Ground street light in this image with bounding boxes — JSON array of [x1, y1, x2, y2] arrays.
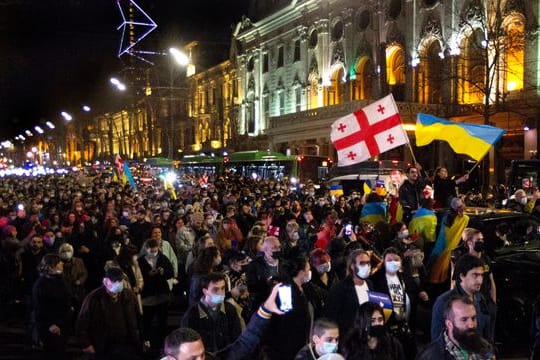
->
[[110, 77, 127, 91], [167, 47, 189, 159], [169, 47, 189, 66], [82, 105, 91, 112], [61, 111, 73, 121], [34, 126, 44, 134]]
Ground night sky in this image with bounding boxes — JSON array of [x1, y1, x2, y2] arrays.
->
[[0, 0, 250, 140]]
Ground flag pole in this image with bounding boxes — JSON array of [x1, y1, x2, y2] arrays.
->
[[467, 151, 489, 174], [406, 142, 419, 167]]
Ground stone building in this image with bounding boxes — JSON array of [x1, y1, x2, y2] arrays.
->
[[230, 0, 539, 177]]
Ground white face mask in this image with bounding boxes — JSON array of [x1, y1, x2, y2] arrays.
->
[[304, 270, 312, 283], [317, 262, 331, 273], [398, 230, 409, 239], [520, 197, 528, 205], [356, 264, 371, 279], [385, 260, 401, 273]]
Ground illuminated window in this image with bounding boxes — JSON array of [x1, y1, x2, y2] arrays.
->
[[419, 40, 443, 104], [309, 76, 319, 109], [505, 20, 524, 92], [458, 28, 485, 104], [325, 66, 345, 106], [353, 56, 372, 100], [386, 45, 406, 86]]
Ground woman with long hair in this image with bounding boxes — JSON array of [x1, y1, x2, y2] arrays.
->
[[32, 253, 71, 358], [341, 302, 405, 360], [188, 246, 222, 306]]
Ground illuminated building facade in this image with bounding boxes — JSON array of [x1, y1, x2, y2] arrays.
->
[[231, 0, 539, 172], [185, 60, 239, 153]]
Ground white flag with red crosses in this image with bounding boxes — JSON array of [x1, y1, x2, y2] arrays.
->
[[330, 94, 409, 166]]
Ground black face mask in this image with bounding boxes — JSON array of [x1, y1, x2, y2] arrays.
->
[[272, 250, 282, 260], [473, 241, 485, 253], [369, 325, 386, 338]]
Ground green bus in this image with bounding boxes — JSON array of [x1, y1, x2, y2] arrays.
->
[[224, 150, 330, 182], [179, 154, 224, 176]]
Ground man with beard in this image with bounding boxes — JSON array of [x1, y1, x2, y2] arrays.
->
[[417, 295, 494, 359], [431, 254, 492, 342]]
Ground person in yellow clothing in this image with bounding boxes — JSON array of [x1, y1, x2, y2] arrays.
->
[[428, 198, 469, 287]]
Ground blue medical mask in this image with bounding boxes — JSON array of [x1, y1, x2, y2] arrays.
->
[[385, 260, 401, 273], [356, 264, 371, 279], [209, 293, 225, 305], [106, 281, 124, 295], [320, 341, 338, 354]]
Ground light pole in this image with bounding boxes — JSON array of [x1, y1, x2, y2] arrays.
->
[[168, 47, 189, 159]]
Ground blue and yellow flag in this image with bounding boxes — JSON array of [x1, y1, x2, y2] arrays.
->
[[329, 184, 344, 197], [416, 114, 505, 161], [429, 212, 469, 284], [360, 201, 387, 225], [409, 207, 437, 245], [369, 291, 393, 321]]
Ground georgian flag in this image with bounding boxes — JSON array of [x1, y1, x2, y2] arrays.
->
[[330, 94, 409, 166]]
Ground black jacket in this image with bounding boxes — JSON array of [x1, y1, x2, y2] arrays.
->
[[32, 274, 71, 332], [76, 286, 141, 355], [181, 300, 242, 353], [246, 256, 280, 310], [416, 333, 456, 360], [138, 253, 174, 299], [371, 268, 422, 328], [325, 276, 373, 338]]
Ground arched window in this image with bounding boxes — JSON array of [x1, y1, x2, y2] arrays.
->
[[458, 28, 486, 104], [309, 76, 319, 109], [353, 56, 373, 100], [386, 45, 406, 100], [419, 40, 443, 104], [505, 20, 524, 92], [325, 66, 345, 106]]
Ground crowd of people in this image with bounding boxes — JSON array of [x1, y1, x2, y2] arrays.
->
[[0, 165, 538, 360]]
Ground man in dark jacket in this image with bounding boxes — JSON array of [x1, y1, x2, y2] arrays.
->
[[431, 254, 492, 342], [399, 166, 427, 224], [181, 272, 242, 353], [76, 267, 141, 360], [417, 295, 493, 360], [164, 283, 285, 360]]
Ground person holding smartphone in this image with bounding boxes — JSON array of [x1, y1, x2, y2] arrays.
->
[[259, 255, 313, 360]]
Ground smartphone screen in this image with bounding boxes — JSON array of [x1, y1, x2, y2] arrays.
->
[[277, 285, 293, 312], [345, 224, 352, 236]]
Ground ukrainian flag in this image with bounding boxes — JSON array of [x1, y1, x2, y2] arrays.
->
[[409, 207, 437, 247], [416, 114, 505, 161], [360, 201, 387, 225]]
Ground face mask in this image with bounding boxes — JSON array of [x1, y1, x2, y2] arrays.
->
[[272, 250, 282, 260], [106, 281, 124, 294], [473, 241, 485, 253], [44, 236, 55, 246], [398, 230, 409, 239], [206, 219, 214, 226], [146, 249, 158, 258], [356, 264, 371, 279], [291, 232, 300, 241], [520, 197, 528, 205], [75, 207, 83, 212], [214, 257, 222, 266], [122, 211, 129, 217], [305, 270, 312, 283], [320, 341, 338, 355], [317, 262, 331, 273], [385, 260, 401, 273], [223, 224, 230, 230], [369, 324, 386, 338], [60, 252, 73, 261], [209, 293, 225, 305]]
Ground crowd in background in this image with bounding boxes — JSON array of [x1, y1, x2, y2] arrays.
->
[[0, 165, 538, 360]]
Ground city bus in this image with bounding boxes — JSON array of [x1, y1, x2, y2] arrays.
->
[[224, 150, 331, 182], [178, 154, 224, 176]]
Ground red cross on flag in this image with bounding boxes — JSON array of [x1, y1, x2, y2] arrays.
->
[[330, 94, 409, 166]]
